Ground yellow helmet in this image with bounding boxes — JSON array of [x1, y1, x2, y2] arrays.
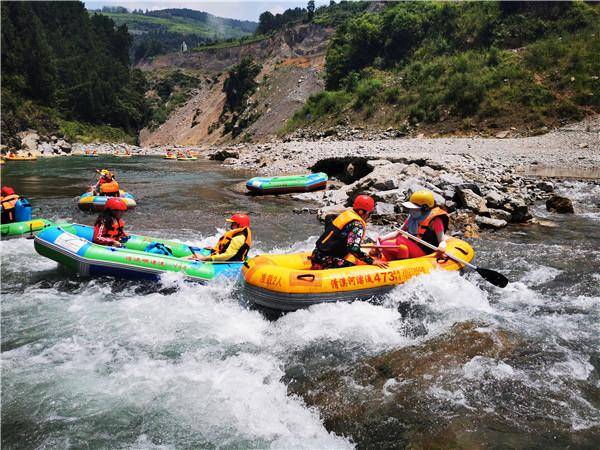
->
[[100, 169, 112, 178], [406, 190, 435, 208]]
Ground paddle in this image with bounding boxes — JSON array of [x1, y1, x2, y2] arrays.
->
[[393, 228, 509, 288]]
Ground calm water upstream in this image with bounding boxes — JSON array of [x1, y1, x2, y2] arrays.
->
[[1, 157, 599, 448]]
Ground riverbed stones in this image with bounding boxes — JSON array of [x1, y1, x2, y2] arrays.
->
[[208, 149, 239, 160], [546, 195, 574, 213], [18, 130, 40, 152], [455, 188, 488, 215], [476, 215, 507, 229]]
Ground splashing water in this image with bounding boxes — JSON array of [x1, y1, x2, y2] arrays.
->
[[2, 159, 599, 447]]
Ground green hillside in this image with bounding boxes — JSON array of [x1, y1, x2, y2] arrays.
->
[[285, 1, 599, 136], [92, 8, 257, 61]]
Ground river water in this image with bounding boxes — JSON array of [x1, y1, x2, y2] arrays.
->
[[1, 157, 599, 448]]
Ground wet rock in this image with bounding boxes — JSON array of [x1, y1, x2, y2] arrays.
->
[[373, 202, 396, 218], [288, 322, 519, 448], [476, 216, 507, 229], [495, 130, 510, 139], [536, 181, 554, 193], [208, 149, 239, 161], [223, 158, 237, 165], [505, 197, 532, 222], [56, 139, 72, 153], [546, 195, 574, 214]]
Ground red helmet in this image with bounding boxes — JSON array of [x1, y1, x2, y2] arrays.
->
[[353, 195, 375, 213], [226, 213, 250, 228], [1, 186, 15, 196], [105, 197, 127, 211]]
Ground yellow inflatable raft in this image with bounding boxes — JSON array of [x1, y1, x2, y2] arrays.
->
[[6, 154, 38, 161], [242, 237, 475, 311]]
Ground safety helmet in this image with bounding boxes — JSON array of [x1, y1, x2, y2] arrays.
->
[[100, 169, 113, 178], [403, 190, 435, 209], [353, 195, 375, 213], [1, 186, 15, 196], [105, 197, 127, 211], [226, 213, 250, 228]]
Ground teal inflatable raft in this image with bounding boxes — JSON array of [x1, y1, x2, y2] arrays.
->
[[34, 224, 243, 282], [246, 173, 328, 194], [78, 191, 137, 212]]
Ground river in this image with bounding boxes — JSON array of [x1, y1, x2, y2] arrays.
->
[[1, 157, 599, 448]]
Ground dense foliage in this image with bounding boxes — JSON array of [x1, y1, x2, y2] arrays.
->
[[1, 1, 148, 144], [221, 58, 262, 137], [257, 1, 369, 35], [286, 1, 599, 134]]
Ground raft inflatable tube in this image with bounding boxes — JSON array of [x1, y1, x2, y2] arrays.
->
[[246, 172, 328, 195], [163, 154, 177, 160], [113, 153, 132, 158], [34, 224, 244, 282], [177, 156, 197, 161], [78, 190, 136, 212], [242, 237, 474, 311], [1, 218, 56, 240], [6, 155, 38, 161]]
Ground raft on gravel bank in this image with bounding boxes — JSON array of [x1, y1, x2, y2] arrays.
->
[[246, 173, 328, 195], [1, 218, 56, 240], [242, 237, 474, 311], [34, 224, 243, 282]]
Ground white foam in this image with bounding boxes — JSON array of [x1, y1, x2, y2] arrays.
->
[[520, 265, 563, 286]]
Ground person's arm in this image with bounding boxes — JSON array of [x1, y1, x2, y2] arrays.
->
[[344, 221, 374, 264], [208, 234, 246, 261], [431, 217, 447, 253]]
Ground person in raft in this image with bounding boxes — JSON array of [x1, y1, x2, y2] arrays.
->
[[92, 169, 120, 196], [1, 186, 20, 223], [310, 195, 388, 269], [376, 189, 449, 261], [93, 197, 128, 247], [193, 214, 252, 262]]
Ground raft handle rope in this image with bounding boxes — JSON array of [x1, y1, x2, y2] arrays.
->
[[395, 228, 509, 288]]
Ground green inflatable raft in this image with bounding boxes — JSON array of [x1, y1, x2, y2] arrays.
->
[[34, 224, 244, 283], [246, 173, 328, 194], [1, 219, 55, 240]]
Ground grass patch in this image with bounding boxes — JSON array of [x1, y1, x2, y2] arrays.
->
[[58, 120, 137, 144]]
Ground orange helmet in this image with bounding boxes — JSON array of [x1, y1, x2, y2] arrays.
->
[[226, 213, 250, 228], [1, 186, 15, 196], [105, 197, 127, 211], [353, 195, 375, 213]]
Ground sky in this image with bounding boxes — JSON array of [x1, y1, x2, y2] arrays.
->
[[84, 0, 331, 22]]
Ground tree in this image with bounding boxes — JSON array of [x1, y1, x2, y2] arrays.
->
[[308, 1, 316, 21]]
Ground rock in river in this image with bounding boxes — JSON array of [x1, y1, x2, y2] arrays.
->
[[546, 195, 574, 214]]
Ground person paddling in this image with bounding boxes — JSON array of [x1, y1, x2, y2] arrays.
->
[[310, 195, 388, 269], [93, 197, 128, 247], [92, 169, 120, 196], [193, 214, 252, 262], [377, 190, 449, 260]]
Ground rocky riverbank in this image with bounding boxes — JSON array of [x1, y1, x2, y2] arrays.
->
[[209, 116, 599, 235]]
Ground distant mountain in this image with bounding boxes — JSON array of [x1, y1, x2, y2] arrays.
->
[[90, 7, 257, 61]]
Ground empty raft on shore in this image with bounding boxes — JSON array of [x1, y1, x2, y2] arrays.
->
[[246, 173, 328, 195], [78, 191, 136, 212], [242, 237, 474, 311], [34, 224, 243, 282], [1, 218, 56, 239]]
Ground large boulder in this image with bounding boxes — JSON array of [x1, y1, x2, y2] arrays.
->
[[317, 204, 346, 223], [546, 195, 574, 214], [56, 139, 72, 153], [484, 189, 507, 209], [455, 187, 489, 215], [18, 130, 40, 152], [504, 197, 532, 222], [208, 149, 239, 161]]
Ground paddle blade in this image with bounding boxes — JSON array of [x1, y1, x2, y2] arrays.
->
[[476, 267, 509, 288]]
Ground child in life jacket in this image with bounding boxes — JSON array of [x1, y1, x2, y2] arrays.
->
[[93, 197, 128, 247], [93, 169, 120, 196]]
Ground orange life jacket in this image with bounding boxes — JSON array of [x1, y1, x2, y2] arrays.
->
[[105, 217, 126, 239], [100, 180, 119, 194], [213, 227, 252, 261], [1, 194, 19, 211], [414, 207, 449, 250], [315, 209, 367, 258]]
